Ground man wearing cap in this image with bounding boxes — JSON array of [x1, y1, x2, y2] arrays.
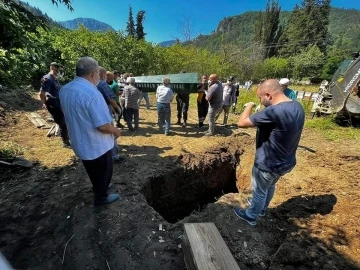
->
[[279, 78, 297, 101], [215, 76, 236, 126], [39, 62, 70, 148]]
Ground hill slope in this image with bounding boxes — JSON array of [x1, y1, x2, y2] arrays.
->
[[191, 8, 360, 52], [59, 18, 115, 32]]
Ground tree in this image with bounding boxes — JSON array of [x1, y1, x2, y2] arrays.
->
[[135, 10, 146, 40], [290, 45, 325, 79], [126, 5, 135, 38], [280, 0, 331, 56], [252, 0, 282, 58], [176, 14, 197, 42]]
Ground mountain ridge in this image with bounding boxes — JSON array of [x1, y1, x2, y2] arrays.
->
[[59, 18, 115, 32]]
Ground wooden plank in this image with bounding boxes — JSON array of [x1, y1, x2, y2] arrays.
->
[[182, 223, 240, 270], [26, 113, 43, 128]]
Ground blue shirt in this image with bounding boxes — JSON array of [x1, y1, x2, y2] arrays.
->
[[97, 80, 116, 104], [249, 101, 305, 174], [40, 73, 61, 98], [284, 88, 297, 101], [60, 77, 114, 160]]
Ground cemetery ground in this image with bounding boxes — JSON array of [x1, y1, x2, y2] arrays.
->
[[0, 89, 360, 270]]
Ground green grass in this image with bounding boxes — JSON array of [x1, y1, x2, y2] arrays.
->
[[0, 141, 25, 159], [305, 117, 360, 141]]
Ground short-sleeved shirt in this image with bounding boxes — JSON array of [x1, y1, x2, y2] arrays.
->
[[60, 77, 114, 160], [124, 85, 141, 109], [40, 73, 61, 98], [108, 80, 120, 103], [206, 81, 223, 108], [249, 101, 305, 174], [284, 88, 297, 101]]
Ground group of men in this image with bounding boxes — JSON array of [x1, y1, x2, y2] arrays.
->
[[40, 57, 305, 229]]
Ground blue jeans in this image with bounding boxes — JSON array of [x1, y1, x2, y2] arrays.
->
[[138, 92, 150, 109], [157, 102, 171, 133], [246, 166, 281, 219], [126, 108, 139, 129]]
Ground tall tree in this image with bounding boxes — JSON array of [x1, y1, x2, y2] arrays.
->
[[126, 5, 135, 38], [135, 10, 146, 40], [280, 0, 331, 56], [252, 0, 282, 58]]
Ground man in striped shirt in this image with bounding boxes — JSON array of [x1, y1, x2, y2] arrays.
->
[[123, 77, 141, 131], [60, 57, 120, 206]]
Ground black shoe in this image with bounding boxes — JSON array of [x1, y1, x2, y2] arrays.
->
[[116, 123, 124, 128], [176, 120, 181, 125], [182, 122, 187, 127], [94, 193, 120, 206], [233, 207, 257, 226]]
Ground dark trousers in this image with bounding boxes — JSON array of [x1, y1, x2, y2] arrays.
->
[[46, 98, 69, 142], [126, 108, 139, 129], [82, 150, 113, 201], [197, 101, 209, 126], [176, 94, 189, 122]]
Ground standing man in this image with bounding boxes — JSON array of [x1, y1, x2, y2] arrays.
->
[[205, 74, 223, 136], [279, 78, 297, 101], [97, 67, 122, 163], [39, 62, 70, 148], [106, 71, 123, 128], [60, 57, 120, 206], [156, 77, 174, 135], [233, 79, 305, 225], [196, 74, 209, 128], [175, 71, 190, 127], [232, 81, 240, 113], [123, 77, 141, 131], [215, 76, 236, 126]]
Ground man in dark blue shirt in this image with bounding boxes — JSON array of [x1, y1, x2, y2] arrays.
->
[[39, 62, 70, 148], [234, 79, 305, 225]]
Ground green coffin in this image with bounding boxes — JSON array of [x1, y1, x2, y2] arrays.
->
[[133, 73, 199, 93]]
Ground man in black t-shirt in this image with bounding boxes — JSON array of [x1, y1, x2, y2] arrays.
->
[[39, 62, 70, 148]]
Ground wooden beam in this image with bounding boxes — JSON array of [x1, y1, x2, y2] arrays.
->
[[182, 223, 240, 270]]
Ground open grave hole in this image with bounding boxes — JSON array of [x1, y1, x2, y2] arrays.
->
[[141, 147, 241, 223]]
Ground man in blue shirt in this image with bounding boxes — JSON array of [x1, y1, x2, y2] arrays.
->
[[39, 62, 70, 147], [234, 79, 305, 225], [60, 57, 121, 206]]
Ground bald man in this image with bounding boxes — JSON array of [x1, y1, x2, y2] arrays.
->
[[234, 79, 305, 225], [205, 74, 223, 136]]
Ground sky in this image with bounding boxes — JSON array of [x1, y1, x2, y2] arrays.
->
[[25, 0, 360, 44]]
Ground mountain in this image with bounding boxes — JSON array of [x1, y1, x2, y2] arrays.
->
[[59, 18, 115, 32], [158, 40, 177, 47], [191, 8, 360, 53]]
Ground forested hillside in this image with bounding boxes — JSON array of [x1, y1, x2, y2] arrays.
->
[[191, 8, 360, 54]]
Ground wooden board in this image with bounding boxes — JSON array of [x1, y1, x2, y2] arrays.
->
[[26, 113, 50, 128], [182, 223, 240, 270]]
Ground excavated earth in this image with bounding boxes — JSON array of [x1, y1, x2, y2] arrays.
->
[[0, 95, 359, 270]]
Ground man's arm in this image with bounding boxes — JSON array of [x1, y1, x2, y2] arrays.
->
[[238, 103, 256, 128], [109, 98, 121, 114], [39, 90, 47, 109], [97, 123, 120, 138]]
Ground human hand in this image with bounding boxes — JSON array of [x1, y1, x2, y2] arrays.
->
[[114, 128, 121, 139], [255, 104, 261, 112], [243, 102, 256, 108]]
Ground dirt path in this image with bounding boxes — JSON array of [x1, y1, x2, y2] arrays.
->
[[0, 94, 359, 269]]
